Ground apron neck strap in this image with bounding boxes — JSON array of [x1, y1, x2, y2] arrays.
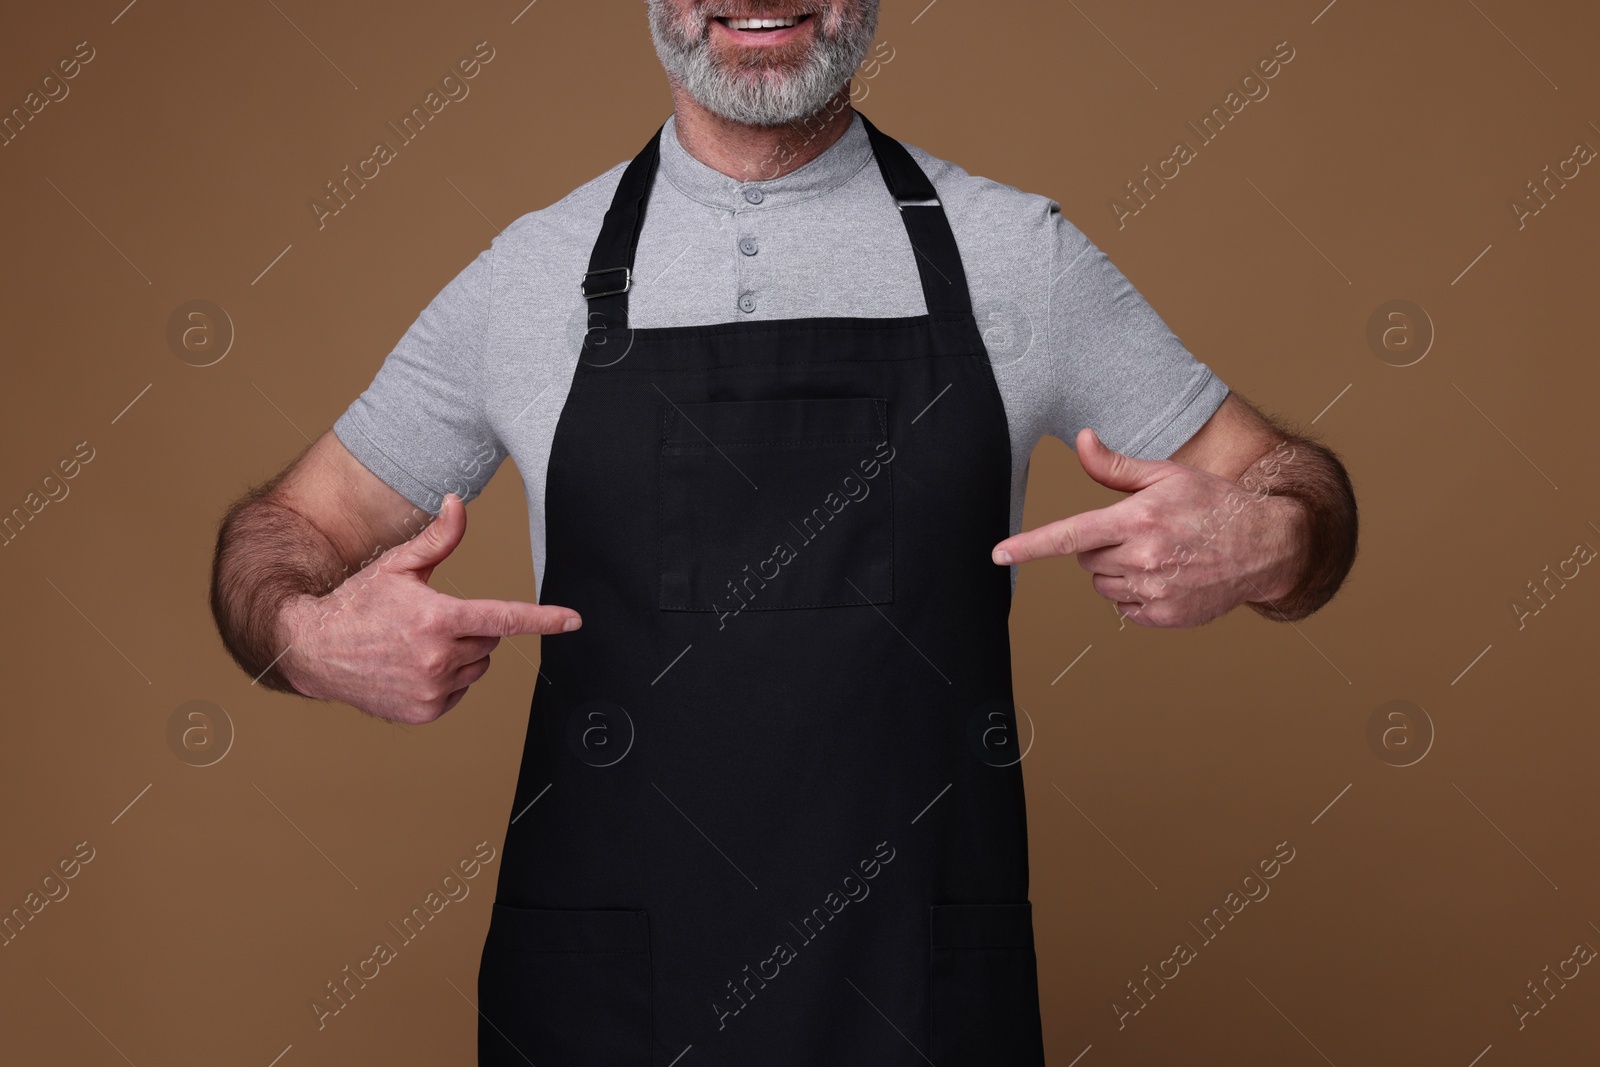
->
[[580, 111, 974, 327], [856, 113, 973, 318], [580, 125, 664, 328]]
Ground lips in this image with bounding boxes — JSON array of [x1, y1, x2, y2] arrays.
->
[[717, 15, 804, 29], [710, 10, 817, 40]]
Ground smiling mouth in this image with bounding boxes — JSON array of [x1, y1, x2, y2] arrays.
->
[[714, 14, 812, 31]]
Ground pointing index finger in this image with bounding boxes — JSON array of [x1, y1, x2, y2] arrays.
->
[[994, 506, 1123, 565], [452, 598, 581, 637]]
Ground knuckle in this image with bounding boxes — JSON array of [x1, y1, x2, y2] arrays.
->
[[414, 603, 447, 634], [417, 647, 451, 679]]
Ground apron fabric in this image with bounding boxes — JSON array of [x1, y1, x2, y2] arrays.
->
[[478, 113, 1047, 1067]]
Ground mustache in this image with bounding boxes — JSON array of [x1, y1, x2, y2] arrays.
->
[[698, 3, 824, 16], [681, 3, 859, 39]]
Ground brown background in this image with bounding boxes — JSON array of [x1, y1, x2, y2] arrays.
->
[[2, 0, 1597, 1063]]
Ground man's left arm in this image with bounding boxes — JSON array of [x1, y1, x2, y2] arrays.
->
[[992, 393, 1358, 626]]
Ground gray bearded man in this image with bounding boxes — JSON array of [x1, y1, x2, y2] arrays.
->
[[210, 2, 1357, 1063]]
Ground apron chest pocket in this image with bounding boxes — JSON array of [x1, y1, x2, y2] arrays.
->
[[929, 902, 1047, 1065], [477, 904, 651, 1065], [658, 396, 894, 613]]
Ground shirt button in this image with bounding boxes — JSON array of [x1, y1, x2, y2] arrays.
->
[[738, 293, 757, 314], [739, 238, 759, 256], [743, 187, 764, 205]]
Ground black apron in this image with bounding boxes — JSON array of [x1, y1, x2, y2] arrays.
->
[[478, 113, 1046, 1067]]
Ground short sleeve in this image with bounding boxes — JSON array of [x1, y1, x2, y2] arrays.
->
[[1043, 222, 1229, 460], [332, 247, 504, 514]]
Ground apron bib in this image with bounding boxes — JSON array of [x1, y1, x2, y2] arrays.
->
[[478, 113, 1046, 1067]]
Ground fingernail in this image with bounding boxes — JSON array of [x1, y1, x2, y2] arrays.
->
[[993, 549, 1013, 565], [563, 616, 582, 632]]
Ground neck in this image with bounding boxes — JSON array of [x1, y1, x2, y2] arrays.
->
[[668, 81, 857, 183]]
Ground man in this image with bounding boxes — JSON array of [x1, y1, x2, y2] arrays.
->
[[211, 1, 1357, 1063]]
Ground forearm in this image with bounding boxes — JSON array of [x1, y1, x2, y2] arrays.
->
[[1242, 431, 1358, 623], [208, 483, 352, 694]]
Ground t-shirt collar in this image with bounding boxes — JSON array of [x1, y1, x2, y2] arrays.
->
[[657, 108, 873, 211]]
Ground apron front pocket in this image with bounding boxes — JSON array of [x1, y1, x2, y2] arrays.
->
[[929, 902, 1047, 1066], [658, 396, 894, 612], [478, 903, 651, 1066]]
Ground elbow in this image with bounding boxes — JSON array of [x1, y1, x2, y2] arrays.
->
[[1252, 442, 1358, 623]]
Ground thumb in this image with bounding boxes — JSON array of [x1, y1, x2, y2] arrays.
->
[[400, 493, 467, 580], [1075, 428, 1170, 493]]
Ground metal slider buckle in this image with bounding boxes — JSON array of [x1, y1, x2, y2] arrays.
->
[[581, 267, 631, 299], [895, 197, 942, 212]]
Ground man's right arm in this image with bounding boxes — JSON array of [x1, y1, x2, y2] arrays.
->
[[209, 430, 580, 724]]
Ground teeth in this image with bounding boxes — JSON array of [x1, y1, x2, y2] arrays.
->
[[724, 15, 799, 30]]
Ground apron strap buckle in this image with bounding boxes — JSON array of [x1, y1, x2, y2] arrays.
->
[[581, 267, 632, 299]]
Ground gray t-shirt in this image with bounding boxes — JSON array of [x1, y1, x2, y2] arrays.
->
[[333, 111, 1229, 599]]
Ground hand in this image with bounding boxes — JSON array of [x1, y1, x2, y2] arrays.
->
[[991, 429, 1302, 628], [278, 494, 581, 723]]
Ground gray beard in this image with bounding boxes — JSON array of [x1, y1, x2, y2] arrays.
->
[[646, 2, 880, 127]]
